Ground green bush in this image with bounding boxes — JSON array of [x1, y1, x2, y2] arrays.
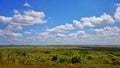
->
[[52, 56, 58, 61], [15, 49, 26, 56], [111, 58, 120, 65], [44, 51, 50, 54], [87, 56, 93, 60], [111, 60, 120, 65], [38, 58, 45, 62], [71, 56, 81, 63], [59, 57, 67, 63], [63, 51, 73, 56]]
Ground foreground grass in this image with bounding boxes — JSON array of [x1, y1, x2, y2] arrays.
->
[[0, 46, 120, 68], [0, 63, 120, 68]]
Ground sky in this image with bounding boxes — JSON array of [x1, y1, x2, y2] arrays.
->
[[0, 0, 120, 45]]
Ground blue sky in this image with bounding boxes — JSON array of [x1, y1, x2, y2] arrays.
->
[[0, 0, 120, 45]]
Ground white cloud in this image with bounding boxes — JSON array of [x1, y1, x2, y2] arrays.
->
[[82, 20, 95, 27], [24, 2, 31, 7], [2, 10, 46, 25], [55, 33, 66, 37], [94, 26, 120, 37], [7, 24, 23, 31], [69, 30, 90, 38], [114, 5, 120, 22], [81, 13, 114, 26], [0, 30, 23, 38], [12, 10, 46, 26], [47, 24, 74, 32], [73, 20, 84, 28], [0, 16, 11, 23], [72, 13, 114, 29], [13, 9, 20, 15], [0, 10, 46, 31], [39, 32, 50, 38]]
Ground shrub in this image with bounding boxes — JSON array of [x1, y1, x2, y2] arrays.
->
[[0, 53, 3, 60], [113, 53, 120, 56], [63, 51, 73, 56], [15, 49, 26, 56], [111, 58, 120, 65], [71, 56, 81, 63], [52, 56, 58, 61], [38, 58, 45, 62], [111, 57, 117, 61], [44, 51, 50, 54], [59, 57, 67, 63], [111, 60, 120, 65], [81, 51, 89, 54], [87, 56, 93, 60], [63, 52, 69, 55]]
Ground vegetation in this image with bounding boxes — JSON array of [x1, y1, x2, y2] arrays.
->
[[0, 46, 120, 68]]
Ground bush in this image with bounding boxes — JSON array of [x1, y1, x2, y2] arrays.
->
[[71, 56, 81, 63], [44, 51, 50, 54], [111, 57, 117, 61], [111, 58, 120, 65], [81, 51, 89, 54], [59, 57, 67, 63], [63, 51, 73, 56], [113, 53, 120, 56], [111, 60, 120, 65], [38, 58, 45, 62], [52, 56, 58, 61], [87, 56, 93, 60], [0, 53, 3, 60], [15, 49, 26, 56]]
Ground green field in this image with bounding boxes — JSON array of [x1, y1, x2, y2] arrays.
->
[[0, 46, 120, 68]]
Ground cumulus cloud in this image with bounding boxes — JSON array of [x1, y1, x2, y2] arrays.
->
[[12, 10, 46, 26], [73, 20, 84, 28], [0, 10, 47, 25], [81, 13, 114, 26], [7, 24, 23, 31], [47, 24, 74, 32], [114, 4, 120, 22], [94, 26, 120, 37], [0, 16, 11, 23], [45, 13, 114, 35], [39, 30, 89, 40], [69, 30, 90, 38], [37, 32, 56, 40], [0, 9, 46, 42], [0, 30, 23, 38], [55, 33, 66, 37], [0, 10, 46, 31], [13, 9, 20, 15], [24, 2, 31, 7], [72, 13, 114, 29]]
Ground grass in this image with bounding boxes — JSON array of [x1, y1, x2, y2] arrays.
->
[[0, 45, 120, 68]]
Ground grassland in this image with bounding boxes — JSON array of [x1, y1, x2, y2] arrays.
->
[[0, 45, 120, 68]]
